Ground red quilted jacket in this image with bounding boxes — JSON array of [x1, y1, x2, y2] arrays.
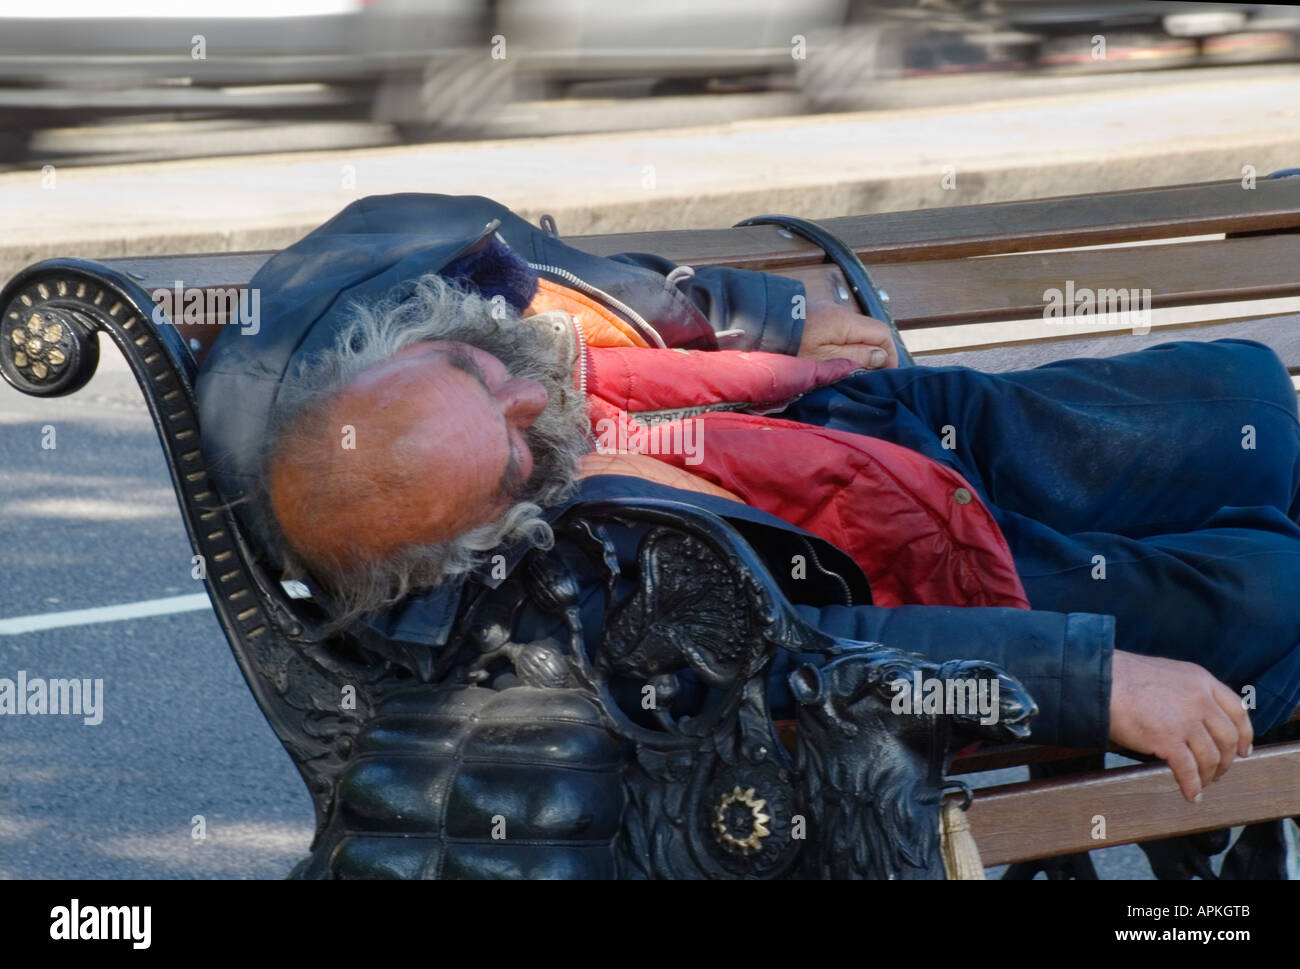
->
[[583, 344, 1030, 610]]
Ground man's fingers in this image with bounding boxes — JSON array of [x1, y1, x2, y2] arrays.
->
[[830, 342, 893, 370], [821, 314, 897, 368], [1164, 743, 1203, 803], [1186, 724, 1222, 792], [851, 318, 899, 368], [1211, 681, 1254, 756], [807, 344, 882, 369], [1200, 706, 1239, 782], [851, 320, 899, 368]]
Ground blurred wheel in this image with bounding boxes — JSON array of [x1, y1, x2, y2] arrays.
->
[[374, 51, 515, 135], [797, 24, 906, 112]]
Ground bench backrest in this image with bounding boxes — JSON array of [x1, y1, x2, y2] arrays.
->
[[67, 172, 1300, 379]]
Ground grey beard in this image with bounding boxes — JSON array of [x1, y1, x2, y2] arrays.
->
[[465, 308, 591, 513]]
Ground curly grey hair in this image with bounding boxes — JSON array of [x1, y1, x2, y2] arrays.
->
[[258, 272, 589, 624]]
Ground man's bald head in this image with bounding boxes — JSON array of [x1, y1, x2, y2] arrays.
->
[[260, 274, 588, 620]]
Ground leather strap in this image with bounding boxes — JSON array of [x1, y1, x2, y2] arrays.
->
[[735, 214, 915, 366]]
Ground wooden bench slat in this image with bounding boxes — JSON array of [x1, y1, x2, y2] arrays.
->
[[156, 233, 1300, 363], [572, 177, 1300, 268], [865, 234, 1300, 328], [89, 178, 1300, 293], [159, 254, 1300, 371], [100, 252, 274, 293], [917, 313, 1300, 373], [966, 739, 1300, 867]]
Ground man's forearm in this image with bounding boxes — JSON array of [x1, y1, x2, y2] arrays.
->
[[791, 601, 1115, 749]]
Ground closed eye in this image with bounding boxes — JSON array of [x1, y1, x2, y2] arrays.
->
[[441, 345, 493, 390], [436, 344, 527, 502]]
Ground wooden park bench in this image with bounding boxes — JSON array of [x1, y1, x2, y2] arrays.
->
[[3, 172, 1299, 878]]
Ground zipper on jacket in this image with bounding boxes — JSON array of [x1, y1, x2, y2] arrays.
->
[[798, 535, 854, 607], [528, 261, 669, 350], [572, 314, 589, 399], [565, 311, 601, 450]]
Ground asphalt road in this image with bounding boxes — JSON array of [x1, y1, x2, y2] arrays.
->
[[0, 342, 313, 879], [0, 336, 1236, 880]]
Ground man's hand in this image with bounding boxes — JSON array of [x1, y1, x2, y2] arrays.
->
[[800, 301, 900, 370], [782, 265, 899, 369], [1109, 650, 1254, 803]]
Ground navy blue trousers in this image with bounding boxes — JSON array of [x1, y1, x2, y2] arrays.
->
[[782, 339, 1300, 734]]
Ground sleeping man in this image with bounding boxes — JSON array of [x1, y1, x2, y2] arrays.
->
[[197, 194, 1300, 811]]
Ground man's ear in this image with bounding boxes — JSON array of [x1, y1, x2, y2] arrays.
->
[[521, 309, 578, 370]]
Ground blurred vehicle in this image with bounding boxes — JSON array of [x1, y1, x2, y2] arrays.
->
[[0, 0, 480, 156], [999, 0, 1300, 70], [1, 0, 1297, 159], [800, 1, 1300, 110], [0, 0, 848, 157]]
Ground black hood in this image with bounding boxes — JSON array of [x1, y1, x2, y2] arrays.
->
[[195, 193, 539, 526]]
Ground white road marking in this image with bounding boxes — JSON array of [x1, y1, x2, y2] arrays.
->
[[0, 593, 212, 635]]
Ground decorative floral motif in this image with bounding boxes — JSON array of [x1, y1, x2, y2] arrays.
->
[[5, 310, 73, 384], [713, 785, 772, 855]]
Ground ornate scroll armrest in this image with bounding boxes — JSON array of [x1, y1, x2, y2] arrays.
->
[[535, 498, 1037, 879]]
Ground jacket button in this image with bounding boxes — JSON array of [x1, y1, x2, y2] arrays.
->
[[954, 488, 972, 505]]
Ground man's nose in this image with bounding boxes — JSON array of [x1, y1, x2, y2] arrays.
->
[[499, 376, 548, 428]]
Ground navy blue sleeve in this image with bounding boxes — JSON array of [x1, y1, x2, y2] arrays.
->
[[787, 602, 1115, 750], [610, 252, 806, 356]]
